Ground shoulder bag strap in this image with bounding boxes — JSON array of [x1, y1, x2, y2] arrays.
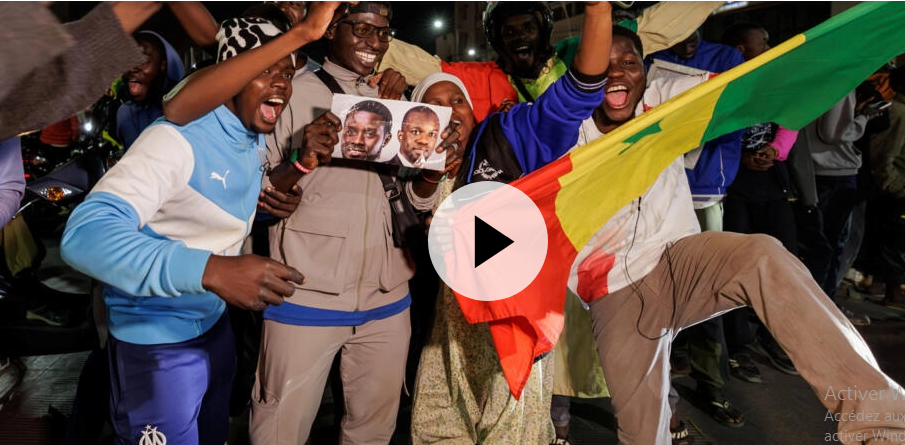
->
[[315, 69, 347, 95], [512, 77, 535, 103]]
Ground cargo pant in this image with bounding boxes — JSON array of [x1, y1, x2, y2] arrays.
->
[[249, 309, 410, 444], [590, 232, 905, 444]]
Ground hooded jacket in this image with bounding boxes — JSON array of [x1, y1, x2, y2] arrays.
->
[[806, 91, 868, 177], [116, 31, 185, 149]]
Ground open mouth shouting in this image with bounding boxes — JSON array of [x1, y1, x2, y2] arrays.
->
[[605, 84, 631, 109], [126, 78, 145, 97], [260, 96, 285, 125], [513, 44, 533, 62]]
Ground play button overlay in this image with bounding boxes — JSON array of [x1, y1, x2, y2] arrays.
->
[[428, 181, 547, 302], [474, 216, 513, 267]]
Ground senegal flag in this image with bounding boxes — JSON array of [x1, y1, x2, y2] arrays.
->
[[456, 1, 905, 398]]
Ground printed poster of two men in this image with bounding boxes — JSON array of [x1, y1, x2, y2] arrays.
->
[[331, 94, 452, 171]]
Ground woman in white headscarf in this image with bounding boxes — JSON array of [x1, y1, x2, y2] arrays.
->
[[407, 5, 611, 434], [408, 71, 559, 445], [410, 72, 477, 196]]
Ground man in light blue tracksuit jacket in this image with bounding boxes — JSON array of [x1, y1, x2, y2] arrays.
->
[[59, 17, 313, 445]]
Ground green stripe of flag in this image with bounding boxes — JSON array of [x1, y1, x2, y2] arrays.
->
[[703, 1, 905, 143]]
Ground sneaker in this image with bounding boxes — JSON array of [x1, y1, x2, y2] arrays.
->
[[728, 352, 763, 383], [844, 268, 865, 285], [25, 305, 69, 327], [671, 421, 690, 444], [754, 333, 799, 376], [696, 387, 745, 428], [840, 306, 871, 326], [671, 420, 713, 445], [550, 437, 572, 445]]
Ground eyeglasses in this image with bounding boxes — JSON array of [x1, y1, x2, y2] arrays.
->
[[338, 20, 395, 42]]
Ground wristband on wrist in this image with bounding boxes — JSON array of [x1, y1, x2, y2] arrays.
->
[[293, 160, 312, 174], [289, 149, 313, 174]]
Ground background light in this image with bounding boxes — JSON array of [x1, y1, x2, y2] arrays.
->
[[433, 19, 443, 29], [467, 49, 476, 56]]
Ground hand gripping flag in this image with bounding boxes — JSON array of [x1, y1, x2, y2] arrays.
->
[[455, 1, 905, 398]]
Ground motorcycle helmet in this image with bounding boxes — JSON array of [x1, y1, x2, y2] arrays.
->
[[482, 1, 554, 53]]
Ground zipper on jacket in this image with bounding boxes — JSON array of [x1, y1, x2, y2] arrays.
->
[[243, 148, 255, 236], [718, 149, 726, 195], [354, 172, 372, 312], [632, 196, 642, 247]]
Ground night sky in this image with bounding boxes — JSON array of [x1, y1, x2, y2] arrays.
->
[[62, 2, 456, 59], [389, 2, 456, 54], [205, 2, 457, 54]]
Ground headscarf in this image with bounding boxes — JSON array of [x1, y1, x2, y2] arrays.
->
[[411, 72, 474, 110]]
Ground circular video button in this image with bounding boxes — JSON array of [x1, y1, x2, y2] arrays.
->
[[427, 182, 548, 302]]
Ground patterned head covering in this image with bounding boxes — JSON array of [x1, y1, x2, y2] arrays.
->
[[216, 17, 295, 66], [411, 73, 474, 111], [741, 122, 778, 152]]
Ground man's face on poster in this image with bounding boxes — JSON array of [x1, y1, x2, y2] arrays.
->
[[341, 110, 390, 160], [398, 110, 440, 166]]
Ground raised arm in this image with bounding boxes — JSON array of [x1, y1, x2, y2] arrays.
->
[[491, 2, 612, 174], [111, 1, 165, 35], [163, 2, 344, 125], [571, 2, 613, 79], [167, 1, 220, 47], [0, 2, 159, 139]]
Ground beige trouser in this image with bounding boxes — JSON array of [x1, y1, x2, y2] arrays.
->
[[249, 309, 410, 445], [590, 232, 905, 445]]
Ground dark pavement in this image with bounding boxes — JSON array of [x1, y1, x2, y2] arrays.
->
[[1, 287, 903, 445]]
